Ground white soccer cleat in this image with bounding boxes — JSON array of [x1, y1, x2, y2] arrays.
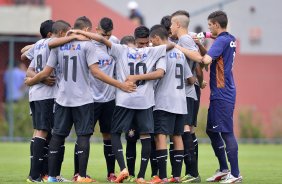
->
[[206, 169, 229, 182], [220, 173, 242, 183], [56, 175, 72, 182]]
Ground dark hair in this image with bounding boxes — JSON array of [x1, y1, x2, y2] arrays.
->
[[120, 35, 135, 45], [160, 15, 171, 32], [74, 16, 92, 30], [40, 20, 54, 38], [52, 20, 71, 34], [134, 25, 149, 39], [208, 10, 228, 28], [149, 24, 168, 40], [171, 10, 190, 18], [99, 17, 113, 32]]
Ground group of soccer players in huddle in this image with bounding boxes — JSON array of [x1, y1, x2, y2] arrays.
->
[[21, 9, 242, 183]]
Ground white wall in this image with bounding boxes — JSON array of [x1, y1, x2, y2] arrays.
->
[[0, 5, 51, 35]]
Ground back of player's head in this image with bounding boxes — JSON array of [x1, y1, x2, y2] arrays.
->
[[160, 15, 171, 32], [149, 24, 168, 40], [171, 10, 190, 28], [134, 25, 149, 39], [99, 17, 113, 32], [74, 16, 92, 30], [52, 20, 71, 34], [120, 35, 135, 45], [171, 10, 190, 18], [40, 20, 54, 38], [208, 10, 228, 29]]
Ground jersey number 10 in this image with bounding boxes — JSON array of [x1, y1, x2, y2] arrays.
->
[[128, 62, 147, 86]]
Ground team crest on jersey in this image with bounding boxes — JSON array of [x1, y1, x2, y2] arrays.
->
[[169, 52, 185, 60], [128, 129, 135, 137], [127, 51, 148, 62], [98, 58, 113, 67], [60, 43, 81, 51]]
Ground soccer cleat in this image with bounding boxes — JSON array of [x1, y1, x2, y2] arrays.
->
[[181, 174, 193, 182], [168, 177, 181, 183], [182, 175, 201, 183], [220, 173, 242, 183], [206, 169, 229, 182], [56, 175, 71, 182], [42, 175, 48, 182], [135, 177, 147, 184], [48, 176, 59, 182], [77, 175, 93, 183], [114, 168, 129, 183], [149, 176, 168, 184], [26, 176, 43, 182], [107, 173, 117, 182], [72, 173, 96, 182], [126, 175, 136, 182]]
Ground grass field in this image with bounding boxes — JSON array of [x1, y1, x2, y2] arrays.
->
[[0, 142, 281, 184]]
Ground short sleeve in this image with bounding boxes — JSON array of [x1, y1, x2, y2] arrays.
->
[[155, 56, 166, 72], [178, 35, 198, 51], [110, 43, 125, 60], [26, 46, 35, 60], [85, 42, 98, 66], [46, 48, 58, 68], [207, 37, 224, 60], [28, 59, 35, 68]]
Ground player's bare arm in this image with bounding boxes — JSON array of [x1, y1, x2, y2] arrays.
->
[[90, 63, 136, 93], [193, 36, 207, 56], [126, 68, 165, 83], [175, 44, 203, 63], [70, 29, 112, 48], [187, 76, 196, 85], [48, 34, 88, 48], [25, 66, 54, 86], [21, 44, 34, 54]]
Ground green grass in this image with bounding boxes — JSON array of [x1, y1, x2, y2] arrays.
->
[[0, 142, 281, 183]]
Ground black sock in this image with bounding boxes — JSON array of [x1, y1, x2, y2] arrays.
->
[[104, 140, 115, 176], [182, 132, 192, 176], [29, 138, 34, 176], [156, 149, 167, 179], [173, 150, 184, 178], [111, 133, 126, 171], [169, 140, 174, 176], [48, 135, 65, 177], [77, 135, 91, 177], [74, 141, 79, 175], [42, 133, 52, 176], [57, 144, 65, 176], [31, 136, 46, 179], [191, 133, 199, 176], [126, 140, 136, 176], [150, 139, 158, 177], [137, 137, 151, 179]]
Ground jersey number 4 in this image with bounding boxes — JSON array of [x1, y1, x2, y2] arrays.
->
[[128, 62, 147, 86], [63, 55, 77, 82]]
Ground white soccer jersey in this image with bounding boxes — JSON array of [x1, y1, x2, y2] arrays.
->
[[47, 40, 97, 107], [154, 48, 192, 114], [178, 34, 198, 100], [110, 43, 166, 109], [27, 38, 56, 102]]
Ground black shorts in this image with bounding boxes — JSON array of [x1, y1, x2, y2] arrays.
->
[[154, 110, 185, 135], [111, 106, 154, 135], [125, 122, 140, 142], [30, 99, 55, 132], [53, 103, 94, 137], [184, 97, 197, 127], [93, 100, 115, 133], [193, 85, 201, 125]]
